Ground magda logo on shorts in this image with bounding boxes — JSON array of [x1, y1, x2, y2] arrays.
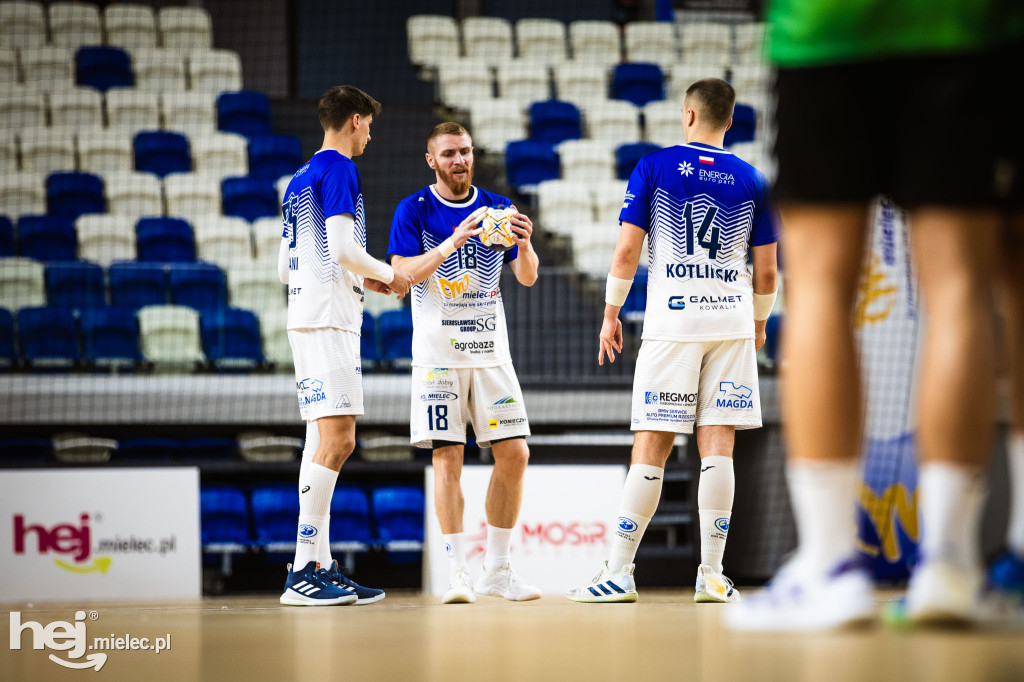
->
[[716, 382, 754, 409]]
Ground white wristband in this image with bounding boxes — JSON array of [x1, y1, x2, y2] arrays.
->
[[605, 274, 633, 307], [437, 237, 456, 259], [753, 290, 777, 321]]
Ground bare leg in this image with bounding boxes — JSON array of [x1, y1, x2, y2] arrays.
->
[[485, 438, 530, 528], [432, 444, 465, 534]]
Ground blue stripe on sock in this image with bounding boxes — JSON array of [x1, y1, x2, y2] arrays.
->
[[588, 586, 600, 597], [607, 581, 625, 594]]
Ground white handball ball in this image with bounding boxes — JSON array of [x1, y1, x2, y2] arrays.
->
[[478, 206, 517, 252]]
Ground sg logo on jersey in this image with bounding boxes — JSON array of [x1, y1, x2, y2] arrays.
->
[[437, 274, 471, 299]]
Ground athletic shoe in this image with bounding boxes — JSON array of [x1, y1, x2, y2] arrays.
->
[[905, 560, 982, 626], [475, 560, 542, 601], [442, 564, 476, 604], [326, 560, 386, 605], [723, 556, 875, 632], [279, 560, 358, 606], [988, 550, 1024, 599], [566, 561, 638, 603], [694, 563, 740, 603]]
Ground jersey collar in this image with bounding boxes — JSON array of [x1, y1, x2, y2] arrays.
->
[[683, 142, 732, 154], [429, 184, 478, 208]]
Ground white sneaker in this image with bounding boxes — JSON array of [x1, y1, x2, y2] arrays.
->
[[906, 560, 982, 626], [724, 557, 875, 632], [695, 564, 740, 603], [566, 561, 638, 603], [442, 565, 476, 604], [475, 560, 542, 601]]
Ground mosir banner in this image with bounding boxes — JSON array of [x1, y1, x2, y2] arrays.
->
[[0, 468, 200, 602], [423, 464, 626, 596]]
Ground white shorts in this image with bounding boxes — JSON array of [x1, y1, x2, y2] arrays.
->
[[410, 364, 531, 449], [631, 338, 762, 434], [288, 328, 364, 421]]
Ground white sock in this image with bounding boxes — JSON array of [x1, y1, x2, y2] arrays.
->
[[484, 524, 513, 572], [300, 421, 335, 570], [608, 463, 664, 573], [443, 532, 466, 571], [787, 458, 858, 574], [698, 456, 735, 573], [293, 461, 338, 570], [919, 461, 985, 571], [1007, 431, 1024, 556]]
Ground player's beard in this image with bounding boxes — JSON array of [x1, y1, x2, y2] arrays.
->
[[440, 162, 473, 196]]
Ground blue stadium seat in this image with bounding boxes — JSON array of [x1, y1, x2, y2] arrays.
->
[[16, 306, 80, 368], [622, 266, 648, 323], [45, 261, 105, 309], [251, 484, 299, 550], [134, 131, 192, 178], [504, 140, 560, 189], [116, 438, 180, 463], [46, 172, 105, 221], [181, 438, 237, 462], [360, 312, 380, 370], [331, 487, 374, 546], [201, 487, 251, 547], [0, 437, 52, 464], [222, 177, 278, 222], [169, 263, 227, 311], [724, 103, 756, 147], [217, 91, 272, 138], [616, 142, 661, 180], [612, 63, 665, 107], [0, 217, 14, 257], [18, 215, 77, 262], [528, 100, 581, 144], [75, 46, 133, 91], [136, 217, 195, 262], [80, 306, 141, 369], [248, 134, 302, 181], [0, 308, 14, 369], [378, 307, 413, 367], [108, 262, 166, 309], [200, 307, 263, 370], [764, 313, 782, 366], [372, 486, 425, 545]]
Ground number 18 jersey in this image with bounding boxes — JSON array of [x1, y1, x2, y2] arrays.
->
[[619, 142, 778, 342]]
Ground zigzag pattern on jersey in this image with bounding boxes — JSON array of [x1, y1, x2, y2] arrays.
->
[[354, 194, 367, 249], [413, 230, 503, 317], [293, 186, 337, 285], [648, 189, 755, 273]]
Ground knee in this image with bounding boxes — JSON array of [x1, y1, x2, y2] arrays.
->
[[319, 434, 355, 466], [494, 441, 529, 474], [433, 447, 463, 483]]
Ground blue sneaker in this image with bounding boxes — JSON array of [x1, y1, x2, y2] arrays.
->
[[989, 551, 1024, 599], [326, 560, 386, 604], [280, 560, 357, 606]]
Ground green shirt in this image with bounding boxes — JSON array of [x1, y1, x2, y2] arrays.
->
[[769, 0, 1024, 67]]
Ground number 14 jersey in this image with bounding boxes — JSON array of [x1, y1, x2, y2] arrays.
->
[[619, 142, 778, 342]]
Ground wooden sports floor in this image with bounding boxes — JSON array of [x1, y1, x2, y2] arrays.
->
[[4, 591, 1023, 682]]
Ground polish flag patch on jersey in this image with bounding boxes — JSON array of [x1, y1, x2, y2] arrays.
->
[[699, 156, 714, 165]]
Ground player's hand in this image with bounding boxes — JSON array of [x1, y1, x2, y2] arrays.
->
[[754, 319, 767, 352], [452, 206, 488, 249], [389, 268, 415, 298], [509, 212, 533, 246], [364, 278, 392, 295], [598, 315, 623, 366]]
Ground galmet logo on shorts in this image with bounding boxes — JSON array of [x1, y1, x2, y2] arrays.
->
[[665, 263, 739, 283], [436, 274, 471, 299], [717, 382, 754, 409], [450, 338, 495, 354], [296, 377, 326, 408]]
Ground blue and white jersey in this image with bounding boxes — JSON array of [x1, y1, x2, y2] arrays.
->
[[620, 142, 778, 341], [281, 149, 367, 332], [388, 185, 519, 367]]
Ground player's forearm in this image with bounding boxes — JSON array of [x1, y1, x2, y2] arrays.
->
[[277, 238, 289, 284], [512, 242, 539, 286], [326, 214, 394, 283], [390, 250, 446, 285], [753, 265, 777, 294]]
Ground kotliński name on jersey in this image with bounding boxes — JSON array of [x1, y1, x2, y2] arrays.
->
[[665, 263, 740, 282]]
